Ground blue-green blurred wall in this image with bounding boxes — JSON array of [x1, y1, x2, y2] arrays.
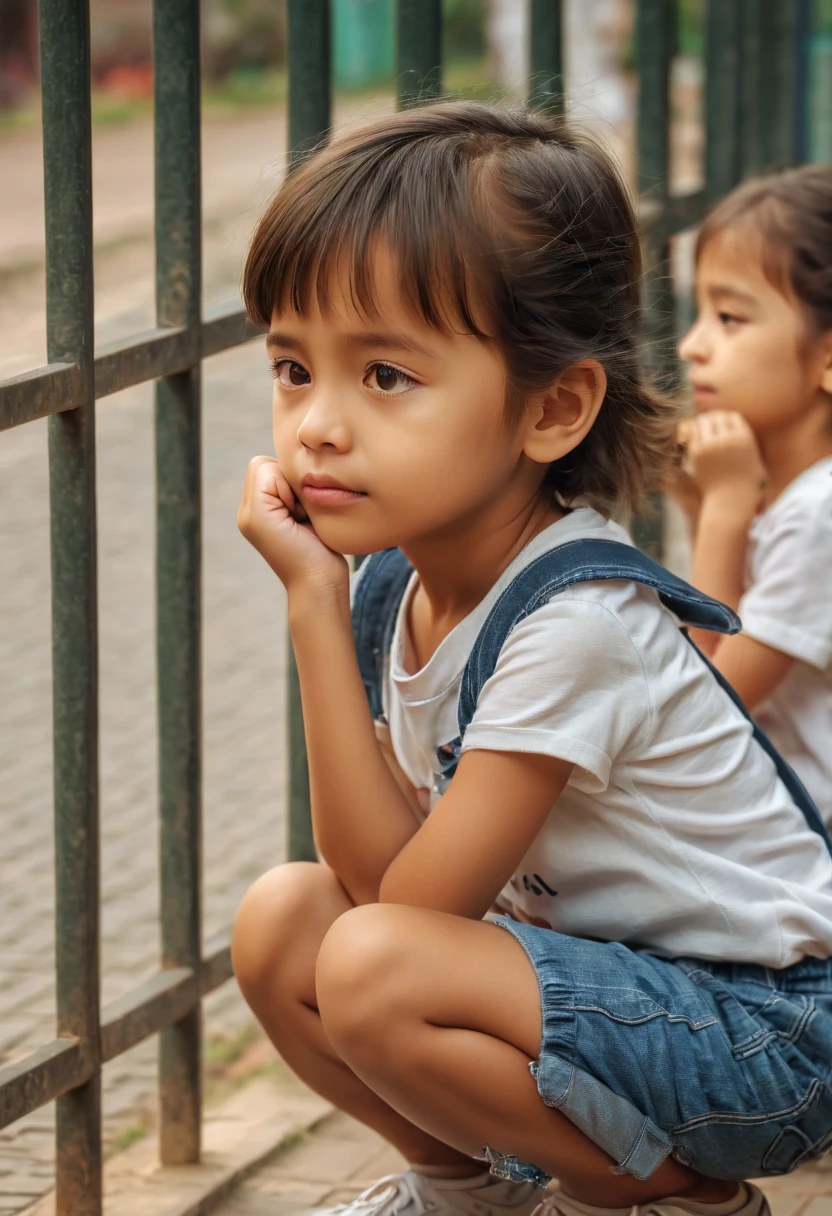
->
[[334, 0, 394, 90]]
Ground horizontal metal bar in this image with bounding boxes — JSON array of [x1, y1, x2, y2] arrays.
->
[[0, 305, 260, 432], [0, 362, 82, 432], [201, 301, 261, 359], [0, 934, 234, 1128], [94, 326, 193, 399], [0, 1037, 87, 1131], [201, 930, 233, 995], [100, 967, 197, 1064]]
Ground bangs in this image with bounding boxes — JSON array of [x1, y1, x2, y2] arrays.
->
[[243, 127, 499, 337], [697, 187, 799, 303]]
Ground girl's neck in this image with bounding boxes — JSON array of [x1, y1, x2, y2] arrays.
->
[[400, 486, 563, 658], [758, 396, 832, 504]]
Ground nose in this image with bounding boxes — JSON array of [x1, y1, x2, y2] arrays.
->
[[296, 392, 352, 453], [678, 317, 708, 364]]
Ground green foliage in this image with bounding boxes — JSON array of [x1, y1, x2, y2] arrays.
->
[[678, 0, 704, 59]]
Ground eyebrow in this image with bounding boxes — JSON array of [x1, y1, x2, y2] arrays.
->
[[706, 285, 759, 307], [265, 330, 437, 359]]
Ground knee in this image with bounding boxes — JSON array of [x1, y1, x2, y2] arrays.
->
[[315, 904, 412, 1062], [232, 861, 334, 1002]]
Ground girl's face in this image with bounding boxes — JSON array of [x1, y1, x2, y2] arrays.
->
[[265, 247, 543, 557], [679, 229, 830, 436]]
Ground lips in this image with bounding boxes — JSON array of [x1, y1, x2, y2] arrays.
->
[[300, 474, 366, 506]]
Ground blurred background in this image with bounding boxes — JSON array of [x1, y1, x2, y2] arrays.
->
[[1, 2, 831, 1212]]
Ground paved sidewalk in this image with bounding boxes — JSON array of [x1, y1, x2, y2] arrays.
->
[[210, 1111, 832, 1216]]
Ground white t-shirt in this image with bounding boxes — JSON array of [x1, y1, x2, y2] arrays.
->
[[739, 457, 832, 825], [370, 508, 832, 968]]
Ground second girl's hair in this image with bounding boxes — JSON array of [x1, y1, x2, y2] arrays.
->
[[697, 163, 832, 335], [244, 101, 677, 515]]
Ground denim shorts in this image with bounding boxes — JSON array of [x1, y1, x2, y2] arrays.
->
[[489, 918, 832, 1185]]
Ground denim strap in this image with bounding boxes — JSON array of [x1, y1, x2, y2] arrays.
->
[[351, 547, 413, 721], [351, 540, 832, 857]]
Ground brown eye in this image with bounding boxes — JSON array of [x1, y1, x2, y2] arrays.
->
[[365, 363, 417, 395], [272, 359, 311, 387]]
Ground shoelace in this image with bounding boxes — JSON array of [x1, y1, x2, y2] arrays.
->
[[322, 1172, 436, 1216]]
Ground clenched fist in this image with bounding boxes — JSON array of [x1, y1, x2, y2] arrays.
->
[[237, 457, 349, 594]]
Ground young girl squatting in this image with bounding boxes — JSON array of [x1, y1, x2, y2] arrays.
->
[[233, 105, 832, 1216]]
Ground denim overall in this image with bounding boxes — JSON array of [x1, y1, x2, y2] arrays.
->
[[352, 539, 832, 1183]]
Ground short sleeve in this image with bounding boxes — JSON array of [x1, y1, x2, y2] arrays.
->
[[740, 492, 832, 670], [460, 596, 652, 792]]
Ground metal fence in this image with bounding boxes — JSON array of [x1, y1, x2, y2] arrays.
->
[[0, 1, 815, 1213]]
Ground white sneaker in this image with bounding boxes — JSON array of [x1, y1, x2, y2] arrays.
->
[[531, 1180, 771, 1216], [314, 1169, 543, 1216]]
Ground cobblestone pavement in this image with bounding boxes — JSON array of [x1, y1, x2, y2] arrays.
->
[[0, 95, 394, 1214], [210, 1110, 832, 1216]]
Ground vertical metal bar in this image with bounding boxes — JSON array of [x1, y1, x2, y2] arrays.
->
[[529, 0, 564, 114], [634, 0, 675, 560], [759, 0, 800, 169], [793, 0, 812, 164], [288, 0, 331, 165], [40, 0, 102, 1211], [396, 0, 442, 109], [286, 0, 332, 864], [153, 0, 203, 1166], [740, 0, 764, 177], [704, 0, 743, 200]]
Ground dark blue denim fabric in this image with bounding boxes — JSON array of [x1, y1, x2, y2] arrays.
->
[[491, 920, 832, 1184]]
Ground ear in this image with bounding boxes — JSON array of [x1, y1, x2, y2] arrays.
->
[[521, 359, 607, 465], [820, 330, 832, 397]]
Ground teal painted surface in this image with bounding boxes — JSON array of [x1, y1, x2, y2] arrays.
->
[[335, 0, 394, 89]]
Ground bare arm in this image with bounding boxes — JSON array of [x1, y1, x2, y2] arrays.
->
[[289, 587, 422, 904], [682, 411, 767, 656], [710, 632, 794, 711], [238, 457, 420, 906], [381, 749, 572, 920]]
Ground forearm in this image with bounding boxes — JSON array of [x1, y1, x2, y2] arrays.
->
[[288, 584, 419, 904], [689, 494, 752, 656]]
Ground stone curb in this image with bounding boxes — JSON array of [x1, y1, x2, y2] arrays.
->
[[22, 1077, 333, 1216]]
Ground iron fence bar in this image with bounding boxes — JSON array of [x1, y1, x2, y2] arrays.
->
[[529, 0, 564, 115], [0, 305, 259, 431], [740, 0, 764, 177], [0, 363, 81, 431], [705, 0, 743, 201], [39, 0, 102, 1209], [284, 0, 333, 866], [288, 0, 331, 166], [0, 1041, 86, 1133], [94, 326, 193, 398], [0, 935, 233, 1131], [759, 0, 800, 169], [153, 0, 204, 1167], [633, 0, 675, 562], [396, 0, 442, 109]]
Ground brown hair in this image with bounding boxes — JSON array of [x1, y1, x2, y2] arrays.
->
[[243, 101, 677, 515], [697, 164, 832, 335]]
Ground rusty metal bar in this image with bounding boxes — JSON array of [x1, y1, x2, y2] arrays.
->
[[39, 0, 102, 1208], [94, 326, 193, 398], [0, 363, 82, 432], [0, 934, 233, 1130], [0, 1040, 86, 1133], [153, 0, 204, 1167]]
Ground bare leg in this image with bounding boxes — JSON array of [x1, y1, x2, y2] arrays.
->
[[315, 904, 740, 1209], [231, 862, 480, 1170]]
